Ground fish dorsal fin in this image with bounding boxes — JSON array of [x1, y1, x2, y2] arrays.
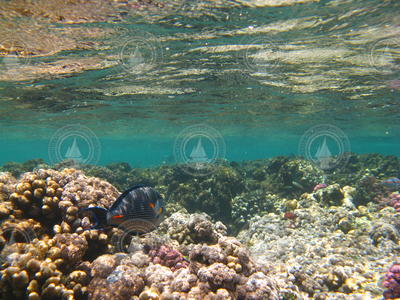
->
[[110, 184, 148, 210]]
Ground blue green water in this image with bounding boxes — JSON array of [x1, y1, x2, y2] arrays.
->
[[0, 0, 399, 168]]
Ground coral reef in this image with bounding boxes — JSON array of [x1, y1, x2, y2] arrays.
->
[[0, 166, 286, 300], [237, 194, 400, 299], [2, 154, 400, 299], [231, 190, 281, 230], [86, 163, 246, 224], [244, 156, 325, 196], [0, 159, 46, 178], [4, 153, 400, 226], [88, 226, 281, 300], [165, 165, 246, 224], [351, 175, 388, 206]]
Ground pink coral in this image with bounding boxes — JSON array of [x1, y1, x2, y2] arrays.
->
[[383, 263, 400, 299], [389, 192, 400, 212], [313, 183, 327, 192], [148, 245, 189, 271]]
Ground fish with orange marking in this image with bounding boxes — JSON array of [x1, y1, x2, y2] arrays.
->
[[81, 184, 165, 232]]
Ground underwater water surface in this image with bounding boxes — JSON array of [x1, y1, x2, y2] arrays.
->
[[1, 0, 400, 299], [0, 0, 399, 166]]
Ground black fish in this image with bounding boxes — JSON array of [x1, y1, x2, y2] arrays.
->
[[82, 184, 165, 232]]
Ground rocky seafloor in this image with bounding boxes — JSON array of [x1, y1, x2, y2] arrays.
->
[[1, 154, 400, 299]]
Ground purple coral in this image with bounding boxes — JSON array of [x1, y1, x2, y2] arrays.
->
[[148, 245, 189, 271], [383, 263, 400, 299]]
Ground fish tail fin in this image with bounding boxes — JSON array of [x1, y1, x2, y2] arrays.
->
[[80, 207, 108, 229]]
